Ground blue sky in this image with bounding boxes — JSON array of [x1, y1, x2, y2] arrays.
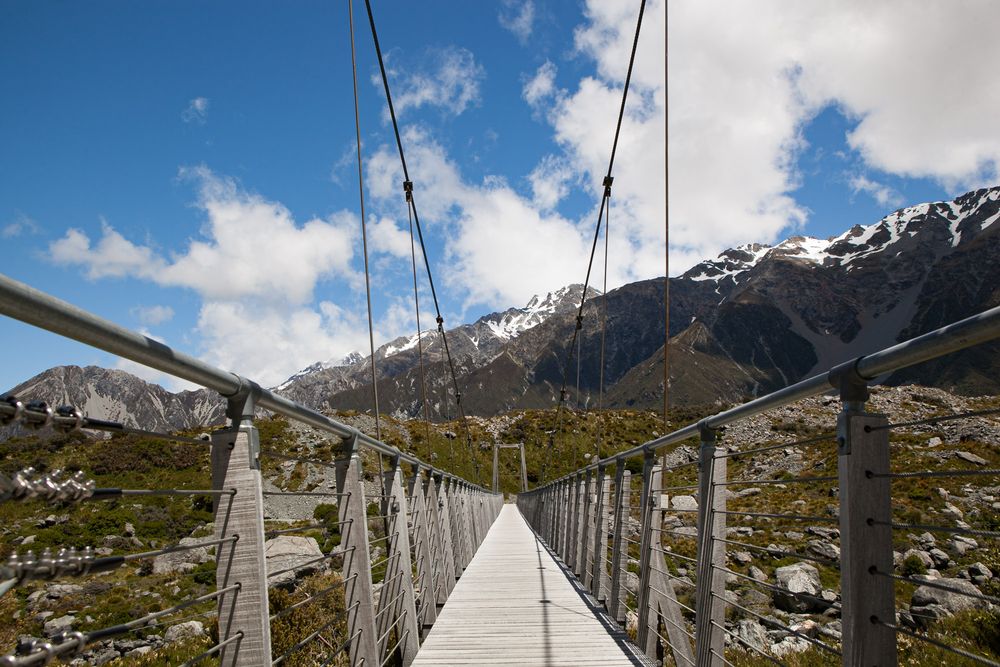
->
[[2, 0, 998, 392]]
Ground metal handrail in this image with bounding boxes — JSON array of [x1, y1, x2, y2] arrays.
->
[[0, 273, 486, 491], [518, 302, 1000, 667], [0, 274, 508, 667], [529, 303, 1000, 487]]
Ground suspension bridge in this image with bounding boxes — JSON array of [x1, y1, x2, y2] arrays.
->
[[3, 0, 1000, 666], [2, 263, 1000, 667]]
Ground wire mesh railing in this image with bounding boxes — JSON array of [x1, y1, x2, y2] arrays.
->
[[0, 273, 502, 667], [518, 303, 1000, 666]]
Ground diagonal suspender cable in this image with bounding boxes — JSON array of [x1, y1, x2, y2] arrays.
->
[[663, 0, 670, 432], [348, 0, 391, 499], [363, 0, 480, 484], [348, 0, 384, 483], [596, 195, 610, 462], [406, 196, 432, 457], [545, 0, 647, 484]]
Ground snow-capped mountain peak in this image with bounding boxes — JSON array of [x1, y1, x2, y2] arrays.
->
[[682, 242, 771, 283], [684, 186, 1000, 284], [482, 284, 600, 341], [275, 351, 366, 391]]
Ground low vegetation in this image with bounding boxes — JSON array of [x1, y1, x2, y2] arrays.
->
[[0, 387, 997, 664]]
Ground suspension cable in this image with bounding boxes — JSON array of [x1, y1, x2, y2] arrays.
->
[[547, 0, 648, 481], [663, 0, 670, 432], [347, 7, 396, 528], [407, 196, 432, 456], [363, 0, 479, 483], [348, 0, 383, 467], [596, 192, 610, 462]]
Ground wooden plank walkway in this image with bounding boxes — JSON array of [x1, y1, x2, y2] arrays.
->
[[411, 504, 650, 666]]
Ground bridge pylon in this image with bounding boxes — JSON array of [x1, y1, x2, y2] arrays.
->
[[491, 442, 528, 494]]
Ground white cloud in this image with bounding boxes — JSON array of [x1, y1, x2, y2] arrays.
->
[[182, 97, 209, 124], [131, 305, 175, 326], [48, 168, 367, 387], [529, 155, 574, 210], [2, 213, 41, 238], [526, 0, 1000, 280], [848, 174, 902, 208], [498, 0, 535, 42], [368, 216, 413, 259], [389, 47, 485, 117], [447, 184, 593, 309], [49, 220, 165, 280], [783, 2, 1000, 188], [522, 61, 558, 111], [50, 168, 358, 303], [367, 129, 596, 310], [194, 300, 374, 387]]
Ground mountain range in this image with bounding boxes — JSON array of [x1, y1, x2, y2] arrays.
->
[[4, 186, 998, 431]]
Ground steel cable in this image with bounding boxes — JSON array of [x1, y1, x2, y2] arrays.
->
[[550, 0, 648, 482], [362, 0, 479, 483], [873, 617, 999, 667], [348, 0, 386, 496]]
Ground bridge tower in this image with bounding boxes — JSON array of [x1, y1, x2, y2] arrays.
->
[[492, 442, 528, 494]]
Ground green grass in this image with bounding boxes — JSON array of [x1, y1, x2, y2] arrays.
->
[[3, 389, 998, 664]]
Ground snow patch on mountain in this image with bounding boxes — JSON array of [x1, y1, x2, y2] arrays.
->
[[277, 351, 366, 391], [684, 186, 1000, 283], [382, 332, 431, 357], [684, 243, 770, 282], [483, 286, 588, 340]]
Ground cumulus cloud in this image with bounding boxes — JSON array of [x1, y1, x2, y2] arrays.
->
[[367, 129, 596, 310], [529, 155, 574, 211], [369, 0, 1000, 317], [50, 168, 358, 304], [131, 305, 175, 326], [848, 174, 902, 208], [182, 97, 209, 124], [193, 300, 374, 387], [368, 216, 413, 259], [389, 47, 485, 117], [2, 213, 41, 238], [525, 0, 1000, 279], [498, 0, 535, 42], [48, 168, 369, 386], [522, 61, 558, 111], [49, 220, 165, 280]]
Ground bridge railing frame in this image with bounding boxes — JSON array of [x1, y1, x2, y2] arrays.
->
[[519, 304, 1000, 666], [0, 273, 503, 667]]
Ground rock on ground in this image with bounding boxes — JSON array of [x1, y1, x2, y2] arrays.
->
[[152, 537, 214, 574], [670, 495, 698, 511], [43, 614, 75, 637], [164, 620, 206, 643], [735, 620, 769, 653], [910, 578, 987, 626], [265, 535, 326, 587], [773, 562, 823, 613]]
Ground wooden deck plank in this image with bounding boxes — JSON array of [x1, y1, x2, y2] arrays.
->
[[411, 504, 649, 666]]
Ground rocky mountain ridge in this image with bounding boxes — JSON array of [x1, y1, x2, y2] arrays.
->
[[4, 187, 999, 425], [3, 365, 225, 433], [303, 186, 1000, 417]]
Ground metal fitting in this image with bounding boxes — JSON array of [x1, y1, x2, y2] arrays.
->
[[54, 405, 84, 433], [23, 401, 52, 430], [0, 395, 23, 426]]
